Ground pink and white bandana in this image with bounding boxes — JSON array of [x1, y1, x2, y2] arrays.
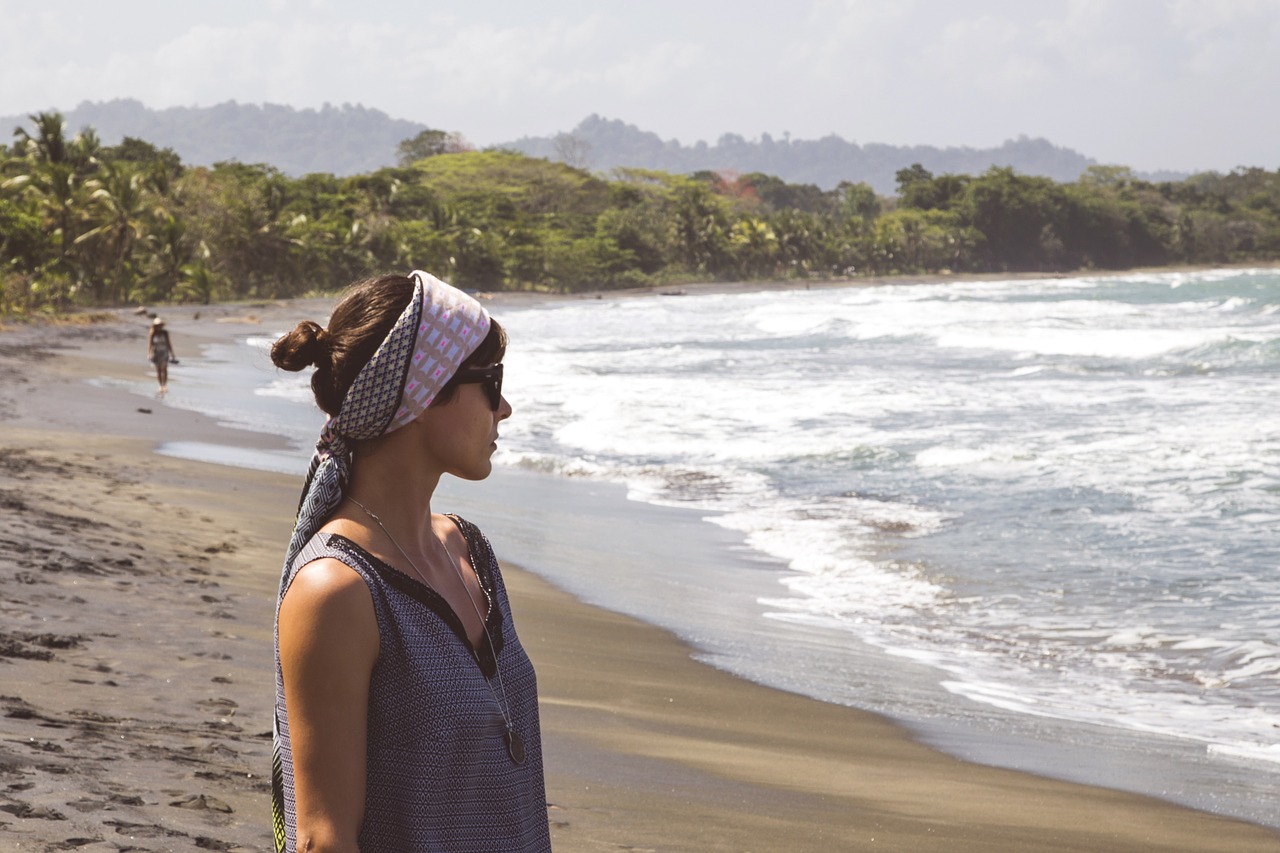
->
[[389, 270, 491, 431]]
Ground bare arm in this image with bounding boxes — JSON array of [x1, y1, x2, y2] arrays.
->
[[278, 558, 380, 853]]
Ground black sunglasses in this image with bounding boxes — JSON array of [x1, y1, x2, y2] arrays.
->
[[451, 363, 503, 411]]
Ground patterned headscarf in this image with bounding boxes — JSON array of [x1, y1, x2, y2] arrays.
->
[[278, 269, 490, 597]]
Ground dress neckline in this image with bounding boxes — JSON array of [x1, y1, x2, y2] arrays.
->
[[322, 521, 505, 677]]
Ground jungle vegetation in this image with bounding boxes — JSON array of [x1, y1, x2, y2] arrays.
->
[[2, 112, 1278, 315]]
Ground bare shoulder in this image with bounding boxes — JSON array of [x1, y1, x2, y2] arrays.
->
[[287, 557, 370, 602], [280, 558, 377, 650]]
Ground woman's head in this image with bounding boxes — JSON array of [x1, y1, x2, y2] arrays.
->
[[275, 270, 504, 584], [271, 273, 504, 419]]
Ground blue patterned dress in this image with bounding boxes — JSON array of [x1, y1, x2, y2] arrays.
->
[[273, 516, 550, 852]]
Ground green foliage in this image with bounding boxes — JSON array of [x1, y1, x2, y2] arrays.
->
[[669, 180, 732, 275], [895, 164, 934, 194], [414, 150, 612, 221], [960, 168, 1070, 270], [396, 129, 470, 166], [3, 114, 1279, 316], [0, 194, 49, 272], [103, 136, 184, 183], [897, 170, 970, 212], [835, 181, 881, 223]]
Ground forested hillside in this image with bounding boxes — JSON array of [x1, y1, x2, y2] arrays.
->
[[503, 115, 1147, 194], [2, 113, 1276, 316], [0, 101, 1158, 193], [0, 99, 427, 177]]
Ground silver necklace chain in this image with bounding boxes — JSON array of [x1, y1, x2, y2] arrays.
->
[[347, 496, 524, 764]]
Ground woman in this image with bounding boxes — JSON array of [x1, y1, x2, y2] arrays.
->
[[269, 270, 550, 853], [146, 317, 176, 395]]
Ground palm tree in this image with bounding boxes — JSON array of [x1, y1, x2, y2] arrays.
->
[[177, 255, 218, 304], [142, 212, 194, 302], [729, 216, 778, 278], [671, 183, 730, 274], [12, 112, 71, 165], [77, 161, 155, 302], [2, 161, 82, 291], [2, 112, 104, 300]]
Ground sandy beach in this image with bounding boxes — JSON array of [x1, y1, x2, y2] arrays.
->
[[1, 299, 1278, 852]]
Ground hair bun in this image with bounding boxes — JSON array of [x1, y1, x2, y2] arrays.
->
[[271, 320, 328, 372]]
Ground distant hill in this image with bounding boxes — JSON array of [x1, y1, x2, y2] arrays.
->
[[0, 98, 427, 176], [502, 115, 1188, 194], [1, 101, 1185, 192]]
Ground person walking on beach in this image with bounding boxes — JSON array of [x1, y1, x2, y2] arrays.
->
[[146, 317, 176, 395], [269, 270, 550, 853]]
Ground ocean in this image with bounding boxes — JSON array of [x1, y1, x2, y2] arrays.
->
[[143, 268, 1280, 827]]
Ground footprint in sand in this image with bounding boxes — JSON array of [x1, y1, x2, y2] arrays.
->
[[0, 801, 66, 820], [168, 793, 233, 813]]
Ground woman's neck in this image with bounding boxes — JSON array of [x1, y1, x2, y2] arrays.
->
[[343, 430, 443, 557]]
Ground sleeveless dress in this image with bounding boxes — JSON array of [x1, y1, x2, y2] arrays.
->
[[273, 516, 551, 853], [149, 331, 170, 365]]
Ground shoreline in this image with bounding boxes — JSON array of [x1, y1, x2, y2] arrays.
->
[[3, 286, 1279, 850], [501, 259, 1280, 303], [6, 259, 1279, 329]]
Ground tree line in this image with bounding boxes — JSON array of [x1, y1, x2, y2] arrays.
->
[[509, 114, 1115, 193], [3, 113, 1278, 316]]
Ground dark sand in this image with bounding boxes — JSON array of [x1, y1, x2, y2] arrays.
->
[[1, 302, 1277, 852]]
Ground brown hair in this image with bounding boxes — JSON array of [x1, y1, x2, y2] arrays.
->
[[271, 273, 506, 417]]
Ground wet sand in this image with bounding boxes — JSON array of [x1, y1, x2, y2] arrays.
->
[[1, 303, 1278, 851]]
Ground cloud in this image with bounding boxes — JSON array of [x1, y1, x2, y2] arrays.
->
[[748, 0, 1280, 168], [1169, 0, 1278, 38], [2, 1, 1278, 171], [600, 40, 702, 98], [794, 0, 919, 82], [933, 15, 1051, 99], [1169, 0, 1280, 77], [396, 16, 608, 103], [384, 14, 706, 140]]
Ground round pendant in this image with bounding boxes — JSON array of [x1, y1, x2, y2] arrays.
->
[[505, 728, 526, 765]]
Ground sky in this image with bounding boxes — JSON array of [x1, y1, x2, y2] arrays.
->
[[1, 0, 1276, 173]]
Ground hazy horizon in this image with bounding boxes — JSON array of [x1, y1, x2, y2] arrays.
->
[[2, 1, 1276, 174]]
